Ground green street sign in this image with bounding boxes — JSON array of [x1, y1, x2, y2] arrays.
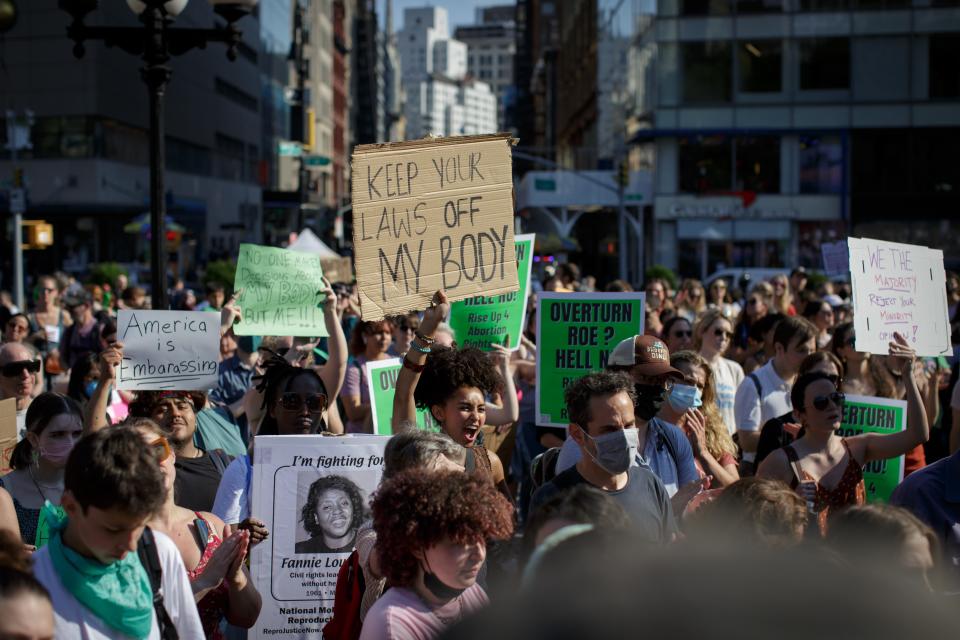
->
[[534, 178, 556, 191], [278, 141, 302, 157], [303, 155, 331, 167]]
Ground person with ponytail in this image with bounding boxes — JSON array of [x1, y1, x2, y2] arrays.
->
[[0, 392, 82, 545]]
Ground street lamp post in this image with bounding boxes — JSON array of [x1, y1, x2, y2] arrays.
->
[[59, 0, 257, 310]]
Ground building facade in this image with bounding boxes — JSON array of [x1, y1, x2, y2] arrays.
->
[[398, 6, 497, 138], [0, 0, 263, 284], [633, 0, 960, 278], [454, 6, 517, 130]]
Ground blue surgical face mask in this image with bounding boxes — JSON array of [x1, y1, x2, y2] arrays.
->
[[668, 384, 702, 413], [84, 380, 99, 399], [581, 428, 639, 475]]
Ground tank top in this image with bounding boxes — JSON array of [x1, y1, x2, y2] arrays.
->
[[785, 439, 865, 535]]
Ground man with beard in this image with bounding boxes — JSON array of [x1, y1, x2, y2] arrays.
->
[[134, 390, 233, 511]]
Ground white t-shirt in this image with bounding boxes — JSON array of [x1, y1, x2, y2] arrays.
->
[[733, 359, 792, 434], [33, 530, 204, 640], [711, 357, 744, 435], [16, 407, 26, 441], [212, 455, 251, 525]]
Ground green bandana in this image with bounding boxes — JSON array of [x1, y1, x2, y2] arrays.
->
[[43, 502, 155, 638]]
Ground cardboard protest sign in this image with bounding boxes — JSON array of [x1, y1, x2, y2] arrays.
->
[[351, 134, 518, 320], [235, 244, 329, 337], [821, 240, 849, 277], [536, 293, 646, 427], [365, 358, 439, 435], [116, 310, 220, 390], [0, 397, 17, 475], [838, 394, 906, 503], [848, 238, 950, 357], [448, 233, 535, 351], [250, 435, 387, 638]]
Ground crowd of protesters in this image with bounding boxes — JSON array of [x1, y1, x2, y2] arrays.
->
[[0, 262, 959, 640]]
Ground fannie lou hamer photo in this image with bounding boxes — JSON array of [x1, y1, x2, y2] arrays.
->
[[295, 475, 369, 554]]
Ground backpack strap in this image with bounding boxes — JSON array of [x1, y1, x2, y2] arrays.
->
[[747, 372, 763, 398], [137, 527, 180, 640], [652, 420, 681, 474], [208, 449, 232, 475]]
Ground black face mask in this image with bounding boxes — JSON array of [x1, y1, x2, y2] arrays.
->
[[422, 566, 467, 601], [634, 383, 666, 421]]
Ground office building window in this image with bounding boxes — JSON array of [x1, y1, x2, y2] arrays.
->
[[167, 137, 213, 176], [852, 0, 909, 7], [736, 136, 780, 193], [800, 38, 849, 90], [736, 0, 783, 12], [798, 0, 847, 8], [680, 0, 732, 15], [216, 78, 259, 113], [799, 135, 842, 194], [30, 116, 95, 159], [738, 40, 782, 93], [679, 135, 732, 193], [929, 34, 960, 98], [682, 42, 732, 103], [215, 133, 246, 182]]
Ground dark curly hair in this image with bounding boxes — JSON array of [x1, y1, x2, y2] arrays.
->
[[255, 351, 328, 435], [301, 475, 369, 539], [372, 469, 514, 587], [413, 346, 502, 411], [129, 390, 205, 417]]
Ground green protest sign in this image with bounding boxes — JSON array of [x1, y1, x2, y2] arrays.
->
[[536, 292, 645, 427], [448, 234, 535, 352], [365, 358, 439, 435], [234, 244, 329, 337], [837, 394, 906, 503]]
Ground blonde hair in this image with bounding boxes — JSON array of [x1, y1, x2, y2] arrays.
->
[[670, 351, 738, 460], [693, 309, 733, 352], [678, 279, 707, 316], [770, 275, 793, 316]]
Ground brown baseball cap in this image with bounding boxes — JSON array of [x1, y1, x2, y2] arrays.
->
[[607, 335, 684, 379]]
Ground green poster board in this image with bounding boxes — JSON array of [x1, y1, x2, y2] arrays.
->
[[234, 243, 329, 337], [448, 234, 535, 351], [365, 358, 439, 435], [536, 292, 646, 427], [838, 394, 906, 503]]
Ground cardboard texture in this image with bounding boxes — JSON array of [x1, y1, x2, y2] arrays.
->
[[848, 237, 950, 357], [0, 397, 17, 475], [351, 134, 519, 320]]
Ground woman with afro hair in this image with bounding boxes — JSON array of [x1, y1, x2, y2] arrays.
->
[[360, 470, 513, 640], [392, 291, 513, 500]]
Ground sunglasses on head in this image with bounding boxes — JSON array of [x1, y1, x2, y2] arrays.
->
[[810, 391, 845, 412], [714, 328, 733, 339], [150, 436, 173, 463], [279, 392, 328, 413], [1, 359, 41, 378]]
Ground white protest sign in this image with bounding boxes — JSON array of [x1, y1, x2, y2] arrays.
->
[[848, 237, 950, 357], [251, 435, 387, 639], [116, 310, 220, 390], [821, 240, 849, 277], [351, 134, 518, 320]]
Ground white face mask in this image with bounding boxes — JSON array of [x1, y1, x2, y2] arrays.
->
[[581, 428, 639, 475]]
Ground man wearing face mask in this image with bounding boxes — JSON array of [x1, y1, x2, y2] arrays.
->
[[530, 371, 676, 544], [555, 336, 702, 512]]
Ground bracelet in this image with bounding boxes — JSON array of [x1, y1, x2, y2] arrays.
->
[[414, 330, 435, 345], [402, 356, 425, 373], [409, 341, 432, 354]]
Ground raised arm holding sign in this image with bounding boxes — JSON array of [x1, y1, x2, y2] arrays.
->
[[351, 134, 519, 320]]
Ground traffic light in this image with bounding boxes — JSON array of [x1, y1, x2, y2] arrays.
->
[[22, 220, 52, 249], [616, 161, 628, 188]]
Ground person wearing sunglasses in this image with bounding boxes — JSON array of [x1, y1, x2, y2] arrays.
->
[[388, 313, 420, 357], [0, 393, 83, 547], [2, 313, 30, 345], [706, 279, 740, 320], [695, 309, 744, 438], [0, 342, 41, 437], [661, 316, 693, 356], [731, 281, 773, 362], [25, 275, 72, 377], [758, 333, 930, 535], [675, 279, 706, 324], [802, 299, 835, 351], [129, 418, 262, 638]]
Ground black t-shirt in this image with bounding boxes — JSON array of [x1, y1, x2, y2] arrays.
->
[[755, 411, 807, 466], [529, 465, 676, 544], [174, 453, 225, 512]]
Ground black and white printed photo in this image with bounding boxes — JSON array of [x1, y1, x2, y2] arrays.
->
[[294, 472, 370, 554]]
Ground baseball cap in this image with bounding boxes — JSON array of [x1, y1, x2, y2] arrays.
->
[[823, 294, 844, 308], [63, 290, 93, 308], [607, 335, 684, 379]]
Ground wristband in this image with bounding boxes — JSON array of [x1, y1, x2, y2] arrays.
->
[[414, 330, 435, 345], [409, 341, 432, 354], [402, 356, 425, 373]]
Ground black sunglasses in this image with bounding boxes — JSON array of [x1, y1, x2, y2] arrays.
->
[[672, 330, 693, 338], [279, 392, 328, 413], [1, 359, 41, 378], [714, 328, 733, 339], [810, 392, 845, 412]]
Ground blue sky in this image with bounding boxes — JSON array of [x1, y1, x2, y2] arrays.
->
[[379, 0, 512, 32]]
